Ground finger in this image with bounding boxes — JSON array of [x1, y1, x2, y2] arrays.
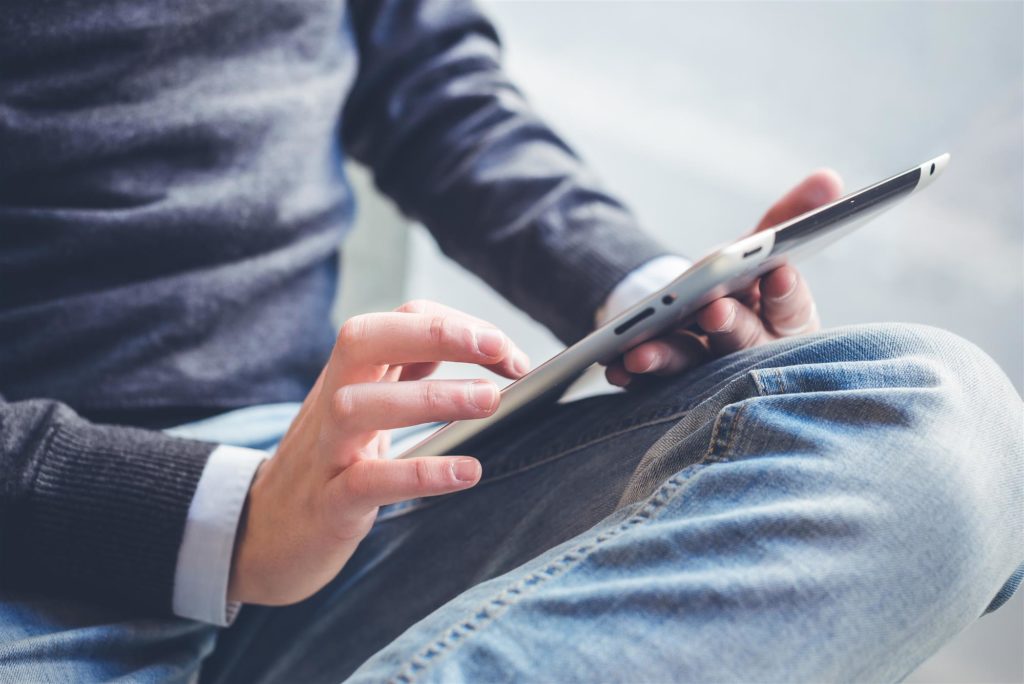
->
[[335, 456, 482, 512], [605, 361, 633, 387], [331, 312, 514, 386], [329, 379, 500, 436], [755, 169, 845, 232], [395, 300, 530, 379], [696, 297, 772, 355], [622, 332, 707, 376], [759, 266, 820, 337]]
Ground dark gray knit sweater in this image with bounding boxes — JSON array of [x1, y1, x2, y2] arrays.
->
[[0, 0, 667, 613]]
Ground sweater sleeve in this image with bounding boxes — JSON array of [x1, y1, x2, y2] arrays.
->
[[342, 0, 671, 344], [0, 394, 215, 614]]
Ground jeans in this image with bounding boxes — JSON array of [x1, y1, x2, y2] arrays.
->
[[1, 323, 1021, 683]]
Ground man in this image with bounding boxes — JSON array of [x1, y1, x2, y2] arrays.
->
[[1, 0, 1020, 681]]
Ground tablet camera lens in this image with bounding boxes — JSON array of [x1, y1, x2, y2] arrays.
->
[[662, 294, 676, 305]]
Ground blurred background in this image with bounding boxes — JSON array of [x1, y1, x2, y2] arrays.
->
[[337, 2, 1024, 681]]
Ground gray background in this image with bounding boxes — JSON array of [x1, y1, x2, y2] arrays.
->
[[338, 2, 1024, 681]]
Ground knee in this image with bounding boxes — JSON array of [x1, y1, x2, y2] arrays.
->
[[816, 322, 1020, 476], [802, 322, 1015, 403], [829, 322, 991, 370], [814, 323, 1023, 611]]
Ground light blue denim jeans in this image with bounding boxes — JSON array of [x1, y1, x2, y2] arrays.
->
[[1, 323, 1021, 683]]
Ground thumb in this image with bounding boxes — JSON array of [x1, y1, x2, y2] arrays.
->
[[754, 169, 844, 232]]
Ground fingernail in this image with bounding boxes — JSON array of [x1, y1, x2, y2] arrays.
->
[[475, 328, 505, 357], [639, 354, 659, 373], [468, 381, 498, 412], [452, 458, 481, 483], [513, 351, 531, 376]]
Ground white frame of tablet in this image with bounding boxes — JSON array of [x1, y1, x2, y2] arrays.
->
[[397, 154, 950, 460]]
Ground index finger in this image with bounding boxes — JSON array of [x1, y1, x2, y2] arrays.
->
[[395, 300, 530, 379], [330, 312, 514, 386]]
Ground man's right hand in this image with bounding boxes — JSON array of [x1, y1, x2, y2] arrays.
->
[[227, 300, 529, 606]]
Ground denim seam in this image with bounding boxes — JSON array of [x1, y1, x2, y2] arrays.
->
[[484, 402, 693, 480], [750, 367, 771, 396], [774, 366, 789, 395], [376, 408, 692, 522], [704, 402, 751, 466], [705, 399, 733, 460], [386, 461, 716, 684], [476, 408, 693, 485]]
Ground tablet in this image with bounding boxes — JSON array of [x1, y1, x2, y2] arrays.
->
[[397, 153, 950, 460]]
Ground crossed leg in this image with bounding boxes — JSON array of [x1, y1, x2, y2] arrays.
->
[[203, 323, 1023, 683], [2, 324, 1020, 683]]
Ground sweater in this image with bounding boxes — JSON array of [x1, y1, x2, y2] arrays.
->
[[0, 0, 668, 613]]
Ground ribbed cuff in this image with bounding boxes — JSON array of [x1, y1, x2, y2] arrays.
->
[[18, 421, 215, 614]]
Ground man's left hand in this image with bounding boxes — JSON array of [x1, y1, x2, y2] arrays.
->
[[606, 169, 844, 387]]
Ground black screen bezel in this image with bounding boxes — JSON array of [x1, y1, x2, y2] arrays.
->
[[771, 167, 922, 254]]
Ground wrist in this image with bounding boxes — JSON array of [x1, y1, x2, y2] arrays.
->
[[225, 437, 362, 607]]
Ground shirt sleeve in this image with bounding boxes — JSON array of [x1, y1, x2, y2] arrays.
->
[[172, 444, 267, 626], [595, 255, 694, 327]]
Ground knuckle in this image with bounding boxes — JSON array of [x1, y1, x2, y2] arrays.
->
[[330, 386, 358, 422], [413, 459, 436, 490], [427, 314, 452, 348], [337, 314, 372, 348], [420, 382, 448, 413]]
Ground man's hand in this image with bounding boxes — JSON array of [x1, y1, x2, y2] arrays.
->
[[606, 169, 844, 387], [228, 300, 529, 606]]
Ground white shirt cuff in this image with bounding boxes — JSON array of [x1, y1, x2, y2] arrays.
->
[[596, 255, 693, 327], [172, 444, 268, 626]]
